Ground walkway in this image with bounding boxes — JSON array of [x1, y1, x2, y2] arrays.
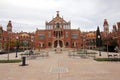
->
[[0, 50, 120, 80]]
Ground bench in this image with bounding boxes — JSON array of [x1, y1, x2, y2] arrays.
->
[[113, 54, 118, 58], [108, 54, 118, 58], [108, 54, 112, 58]]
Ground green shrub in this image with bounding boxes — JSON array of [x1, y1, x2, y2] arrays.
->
[[95, 58, 120, 61], [87, 52, 97, 54], [0, 59, 21, 63]]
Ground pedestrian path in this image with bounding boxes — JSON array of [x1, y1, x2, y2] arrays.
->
[[0, 50, 120, 80], [0, 52, 22, 60]]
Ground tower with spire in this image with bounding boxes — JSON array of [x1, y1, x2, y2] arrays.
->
[[7, 20, 12, 33], [36, 11, 81, 49], [103, 19, 109, 34], [56, 11, 60, 17]]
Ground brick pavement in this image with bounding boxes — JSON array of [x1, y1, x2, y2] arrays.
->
[[0, 50, 120, 80]]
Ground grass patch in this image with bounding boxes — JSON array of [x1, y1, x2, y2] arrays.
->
[[95, 58, 120, 61], [0, 59, 21, 63], [87, 52, 97, 54], [77, 50, 87, 54], [77, 49, 97, 54], [20, 53, 29, 55]]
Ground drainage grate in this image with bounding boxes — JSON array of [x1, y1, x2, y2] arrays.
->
[[50, 67, 69, 73]]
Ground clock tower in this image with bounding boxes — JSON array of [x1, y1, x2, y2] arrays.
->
[[103, 19, 109, 34], [7, 20, 12, 33]]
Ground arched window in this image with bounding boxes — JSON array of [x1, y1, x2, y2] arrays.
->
[[43, 43, 44, 47], [66, 42, 69, 46], [72, 42, 77, 47], [56, 22, 60, 28], [40, 43, 44, 47], [48, 42, 51, 47]]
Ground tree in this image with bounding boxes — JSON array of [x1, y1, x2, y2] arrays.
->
[[102, 33, 118, 52], [96, 26, 102, 56], [96, 26, 102, 47]]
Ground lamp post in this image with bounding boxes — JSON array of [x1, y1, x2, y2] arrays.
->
[[107, 40, 109, 58], [98, 35, 101, 56], [31, 40, 33, 50], [83, 39, 85, 53], [7, 37, 10, 60], [7, 32, 11, 61], [15, 36, 18, 57]]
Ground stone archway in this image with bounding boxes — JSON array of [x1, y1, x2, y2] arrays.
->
[[54, 40, 63, 48]]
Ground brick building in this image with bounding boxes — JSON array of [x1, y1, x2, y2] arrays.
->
[[1, 12, 119, 51], [0, 21, 34, 51], [117, 22, 120, 46], [85, 32, 96, 49], [81, 31, 96, 49], [18, 32, 34, 50], [35, 11, 81, 49], [0, 21, 13, 50]]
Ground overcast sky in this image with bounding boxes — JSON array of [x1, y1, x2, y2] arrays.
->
[[0, 0, 120, 32]]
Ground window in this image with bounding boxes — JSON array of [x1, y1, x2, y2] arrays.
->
[[64, 25, 70, 29], [48, 32, 51, 38], [38, 34, 45, 39], [23, 40, 28, 46], [47, 25, 53, 30], [40, 43, 44, 47], [48, 42, 51, 47], [39, 43, 41, 47], [66, 32, 68, 38], [56, 22, 60, 28], [71, 34, 78, 39], [43, 43, 44, 47], [72, 42, 74, 47], [66, 42, 69, 46], [72, 42, 77, 47]]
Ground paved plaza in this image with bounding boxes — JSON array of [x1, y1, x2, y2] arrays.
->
[[0, 49, 120, 80]]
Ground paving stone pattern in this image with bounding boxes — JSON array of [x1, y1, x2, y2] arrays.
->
[[0, 50, 120, 80]]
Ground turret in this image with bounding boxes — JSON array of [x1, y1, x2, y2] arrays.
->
[[0, 25, 3, 34], [117, 22, 120, 32], [113, 24, 117, 32], [7, 20, 12, 33], [103, 19, 109, 34], [56, 11, 60, 17]]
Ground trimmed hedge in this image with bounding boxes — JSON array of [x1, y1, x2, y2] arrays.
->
[[95, 58, 120, 61], [0, 59, 21, 63]]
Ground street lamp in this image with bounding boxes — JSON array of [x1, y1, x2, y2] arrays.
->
[[98, 35, 101, 56], [31, 40, 34, 50], [16, 36, 19, 58], [83, 39, 85, 53], [7, 32, 11, 61]]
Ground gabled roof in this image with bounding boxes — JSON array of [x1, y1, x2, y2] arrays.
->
[[49, 16, 67, 24], [47, 11, 68, 24]]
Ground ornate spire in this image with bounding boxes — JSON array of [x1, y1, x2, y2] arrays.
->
[[103, 19, 109, 34], [113, 24, 117, 32], [56, 11, 60, 17], [103, 19, 108, 26], [7, 20, 12, 27], [7, 20, 12, 33]]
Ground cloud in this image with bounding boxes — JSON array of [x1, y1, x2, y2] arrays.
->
[[0, 0, 120, 32]]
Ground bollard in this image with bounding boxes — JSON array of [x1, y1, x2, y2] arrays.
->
[[21, 56, 28, 66], [22, 57, 26, 65]]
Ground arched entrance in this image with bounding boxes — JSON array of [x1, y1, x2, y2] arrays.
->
[[54, 40, 63, 48]]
